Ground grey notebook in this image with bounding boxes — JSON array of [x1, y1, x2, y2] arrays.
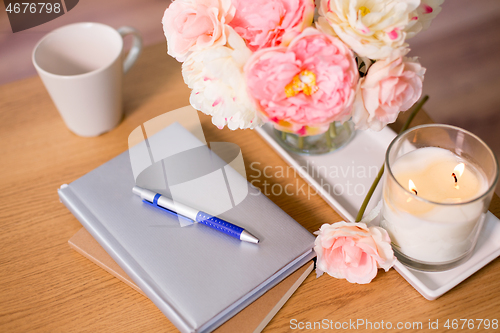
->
[[58, 122, 315, 333]]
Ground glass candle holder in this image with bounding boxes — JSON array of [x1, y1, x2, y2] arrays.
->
[[381, 124, 499, 271]]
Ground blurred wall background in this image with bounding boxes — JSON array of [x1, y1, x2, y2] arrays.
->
[[1, 0, 499, 193]]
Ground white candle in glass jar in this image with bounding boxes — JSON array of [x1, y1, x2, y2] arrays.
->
[[381, 147, 489, 263]]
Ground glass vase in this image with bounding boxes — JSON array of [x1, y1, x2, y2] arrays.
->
[[273, 120, 355, 155]]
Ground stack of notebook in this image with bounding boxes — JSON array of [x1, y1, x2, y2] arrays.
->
[[60, 109, 316, 333], [69, 228, 314, 332]]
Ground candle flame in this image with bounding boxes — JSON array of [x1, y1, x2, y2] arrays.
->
[[454, 163, 465, 177], [409, 179, 418, 195], [452, 163, 465, 189]]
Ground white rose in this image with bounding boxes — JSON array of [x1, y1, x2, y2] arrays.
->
[[318, 0, 420, 60], [405, 0, 444, 39], [182, 27, 263, 130]]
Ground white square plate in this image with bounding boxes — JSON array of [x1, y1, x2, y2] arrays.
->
[[256, 124, 500, 300]]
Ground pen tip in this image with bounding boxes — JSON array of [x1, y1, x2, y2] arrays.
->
[[241, 230, 260, 244]]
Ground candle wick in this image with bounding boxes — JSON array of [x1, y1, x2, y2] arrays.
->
[[412, 189, 418, 195], [452, 172, 459, 189]]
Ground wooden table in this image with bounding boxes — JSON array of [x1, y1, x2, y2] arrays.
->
[[1, 42, 499, 332]]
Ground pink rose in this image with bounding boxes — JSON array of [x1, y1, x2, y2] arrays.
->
[[314, 222, 395, 284], [229, 0, 315, 51], [245, 28, 358, 135], [352, 56, 425, 131], [162, 0, 236, 61]]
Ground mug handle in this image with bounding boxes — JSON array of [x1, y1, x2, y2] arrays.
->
[[117, 26, 143, 74]]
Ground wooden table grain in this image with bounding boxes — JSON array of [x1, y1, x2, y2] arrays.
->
[[1, 42, 499, 332]]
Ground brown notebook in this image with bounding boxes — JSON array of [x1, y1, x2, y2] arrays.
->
[[69, 228, 314, 333]]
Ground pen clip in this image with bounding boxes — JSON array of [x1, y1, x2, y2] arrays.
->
[[142, 199, 193, 223]]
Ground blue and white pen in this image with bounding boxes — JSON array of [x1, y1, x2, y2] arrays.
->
[[132, 186, 259, 244]]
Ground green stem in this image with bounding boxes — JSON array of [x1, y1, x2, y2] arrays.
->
[[343, 121, 350, 132], [297, 136, 304, 149], [281, 131, 287, 142], [329, 122, 337, 138], [400, 95, 429, 134], [355, 165, 385, 223], [325, 130, 332, 149], [354, 95, 429, 222]]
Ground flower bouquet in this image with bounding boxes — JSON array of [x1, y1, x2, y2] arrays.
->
[[162, 0, 440, 136]]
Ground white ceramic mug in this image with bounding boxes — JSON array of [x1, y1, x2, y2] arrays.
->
[[33, 22, 143, 137]]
